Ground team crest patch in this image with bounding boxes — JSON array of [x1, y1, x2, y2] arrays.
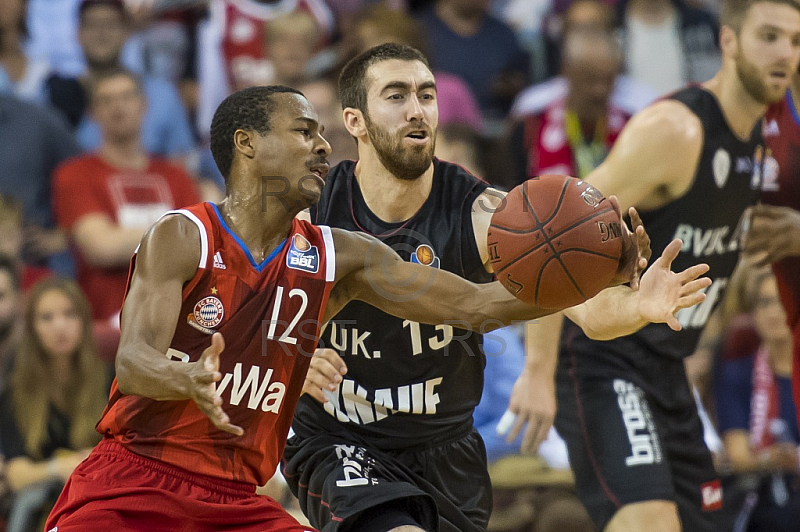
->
[[187, 296, 224, 334], [410, 244, 440, 268], [287, 233, 319, 273]]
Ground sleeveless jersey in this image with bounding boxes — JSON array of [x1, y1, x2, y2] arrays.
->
[[564, 86, 764, 361], [97, 202, 336, 486], [292, 159, 492, 448], [763, 91, 800, 333], [763, 90, 800, 425]]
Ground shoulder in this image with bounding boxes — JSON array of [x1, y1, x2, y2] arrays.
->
[[54, 154, 100, 182], [624, 99, 704, 149]]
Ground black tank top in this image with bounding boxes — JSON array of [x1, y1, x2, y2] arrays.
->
[[292, 159, 492, 447], [563, 86, 764, 361]]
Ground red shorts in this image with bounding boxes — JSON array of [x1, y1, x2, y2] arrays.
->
[[45, 439, 316, 532]]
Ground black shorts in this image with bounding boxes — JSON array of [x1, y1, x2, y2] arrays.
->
[[281, 426, 492, 532], [554, 341, 723, 531]]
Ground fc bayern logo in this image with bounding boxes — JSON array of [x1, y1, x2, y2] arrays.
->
[[193, 297, 224, 328]]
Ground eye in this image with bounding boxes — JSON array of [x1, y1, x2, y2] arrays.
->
[[762, 31, 778, 42], [388, 93, 404, 100], [420, 93, 435, 100], [297, 129, 311, 137]]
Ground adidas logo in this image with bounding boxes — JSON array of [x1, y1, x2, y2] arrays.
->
[[213, 251, 226, 269]]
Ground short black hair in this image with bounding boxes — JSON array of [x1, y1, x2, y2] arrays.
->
[[209, 85, 304, 181], [339, 43, 430, 115], [0, 254, 21, 292]]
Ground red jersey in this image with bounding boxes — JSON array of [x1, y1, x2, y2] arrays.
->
[[53, 154, 200, 320], [97, 202, 336, 486], [217, 0, 333, 90], [763, 91, 800, 420]]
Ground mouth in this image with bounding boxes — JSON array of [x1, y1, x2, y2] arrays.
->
[[768, 69, 790, 83], [309, 163, 330, 182], [404, 129, 430, 145]]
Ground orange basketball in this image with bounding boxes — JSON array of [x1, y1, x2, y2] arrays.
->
[[487, 175, 623, 309]]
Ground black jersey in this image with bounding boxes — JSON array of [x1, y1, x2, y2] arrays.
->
[[564, 86, 764, 360], [292, 159, 492, 448]]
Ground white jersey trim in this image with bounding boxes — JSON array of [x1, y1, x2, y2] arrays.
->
[[320, 225, 335, 282], [161, 209, 209, 269]]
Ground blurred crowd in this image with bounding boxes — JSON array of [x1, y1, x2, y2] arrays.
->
[[0, 0, 796, 531]]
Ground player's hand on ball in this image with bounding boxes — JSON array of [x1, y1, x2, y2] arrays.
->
[[190, 333, 244, 436], [302, 348, 347, 403], [609, 196, 650, 288], [636, 239, 712, 331]]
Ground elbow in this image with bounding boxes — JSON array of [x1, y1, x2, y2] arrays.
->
[[582, 326, 615, 341], [114, 353, 135, 395]]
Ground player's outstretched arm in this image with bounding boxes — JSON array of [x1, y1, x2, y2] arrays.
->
[[565, 239, 711, 340], [326, 229, 556, 331], [114, 214, 243, 435]]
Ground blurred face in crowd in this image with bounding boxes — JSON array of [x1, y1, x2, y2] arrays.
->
[[266, 14, 317, 85], [443, 0, 489, 18], [753, 275, 791, 344], [361, 59, 438, 180], [729, 1, 800, 104], [563, 0, 615, 34], [79, 4, 127, 70], [0, 0, 24, 32], [34, 289, 83, 361], [91, 73, 145, 144], [563, 33, 621, 123], [0, 270, 19, 340]]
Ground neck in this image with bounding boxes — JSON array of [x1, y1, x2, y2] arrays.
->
[[99, 140, 148, 169], [218, 184, 296, 263], [766, 339, 793, 377], [435, 2, 483, 37], [354, 149, 435, 223], [627, 0, 674, 24], [703, 68, 767, 140]]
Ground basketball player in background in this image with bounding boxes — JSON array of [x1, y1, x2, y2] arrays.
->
[[505, 1, 800, 531], [747, 67, 800, 422], [283, 43, 712, 532], [43, 84, 707, 531]]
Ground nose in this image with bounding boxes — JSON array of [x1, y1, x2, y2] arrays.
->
[[315, 133, 332, 158], [407, 94, 424, 121]]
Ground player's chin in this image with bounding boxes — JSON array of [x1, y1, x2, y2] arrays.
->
[[299, 186, 322, 207]]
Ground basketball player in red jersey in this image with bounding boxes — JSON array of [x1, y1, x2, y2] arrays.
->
[[748, 68, 800, 423], [42, 84, 707, 531]]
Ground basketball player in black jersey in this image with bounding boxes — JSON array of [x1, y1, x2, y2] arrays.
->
[[281, 44, 716, 532], [509, 1, 800, 531]]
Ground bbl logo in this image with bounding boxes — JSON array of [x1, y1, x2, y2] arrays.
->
[[287, 233, 319, 273], [410, 244, 440, 268], [192, 296, 224, 329]]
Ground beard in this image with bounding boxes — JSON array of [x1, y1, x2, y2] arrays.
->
[[736, 51, 785, 105], [364, 115, 436, 181]]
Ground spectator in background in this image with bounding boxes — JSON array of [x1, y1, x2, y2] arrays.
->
[[512, 0, 658, 119], [195, 0, 334, 142], [509, 30, 629, 184], [617, 0, 720, 96], [474, 326, 594, 532], [418, 0, 529, 122], [0, 255, 21, 394], [0, 196, 52, 291], [0, 277, 107, 532], [0, 95, 80, 276], [715, 267, 800, 531], [46, 0, 195, 162], [435, 123, 485, 178], [265, 10, 320, 87], [0, 0, 52, 102], [53, 69, 199, 322]]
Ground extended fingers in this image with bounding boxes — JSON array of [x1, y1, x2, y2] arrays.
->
[[680, 278, 712, 297], [678, 263, 710, 283]]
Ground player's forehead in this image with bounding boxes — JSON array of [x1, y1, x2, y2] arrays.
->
[[365, 59, 436, 96], [743, 1, 800, 33], [272, 92, 320, 127]]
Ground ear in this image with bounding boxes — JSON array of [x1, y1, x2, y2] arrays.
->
[[342, 107, 367, 138], [720, 25, 739, 59], [233, 129, 255, 159]]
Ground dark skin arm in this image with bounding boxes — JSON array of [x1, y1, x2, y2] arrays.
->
[[114, 214, 243, 435]]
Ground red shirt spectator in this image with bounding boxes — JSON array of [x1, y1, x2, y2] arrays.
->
[[54, 154, 198, 320]]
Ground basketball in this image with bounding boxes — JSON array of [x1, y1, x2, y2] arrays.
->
[[487, 175, 624, 309]]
